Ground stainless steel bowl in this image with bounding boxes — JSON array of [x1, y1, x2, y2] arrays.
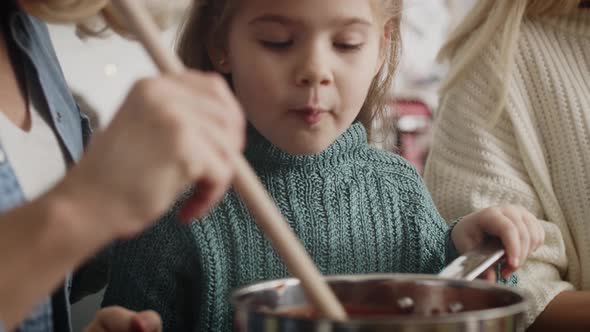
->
[[232, 274, 528, 332]]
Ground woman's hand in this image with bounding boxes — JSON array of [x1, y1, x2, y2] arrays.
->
[[452, 204, 545, 280], [56, 71, 245, 242]]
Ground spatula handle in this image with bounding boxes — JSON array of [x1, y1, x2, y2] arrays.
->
[[438, 238, 505, 281]]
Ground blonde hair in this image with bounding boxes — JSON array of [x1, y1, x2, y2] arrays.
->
[[439, 0, 581, 123], [18, 0, 181, 37], [176, 0, 403, 140]]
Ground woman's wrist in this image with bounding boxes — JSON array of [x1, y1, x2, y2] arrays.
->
[[0, 187, 113, 329], [38, 187, 108, 259], [46, 178, 122, 255]]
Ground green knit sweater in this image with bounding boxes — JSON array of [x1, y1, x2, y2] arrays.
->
[[103, 123, 460, 331]]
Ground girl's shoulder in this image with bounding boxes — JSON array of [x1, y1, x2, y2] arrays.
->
[[345, 145, 431, 199], [356, 145, 423, 180]]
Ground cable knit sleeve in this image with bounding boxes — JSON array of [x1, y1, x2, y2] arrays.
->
[[424, 35, 573, 324], [102, 212, 200, 331], [375, 154, 450, 274]]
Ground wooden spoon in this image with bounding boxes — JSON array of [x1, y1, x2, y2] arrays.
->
[[109, 0, 348, 321]]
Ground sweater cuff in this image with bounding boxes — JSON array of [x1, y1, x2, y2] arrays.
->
[[445, 218, 461, 264], [496, 266, 519, 286]]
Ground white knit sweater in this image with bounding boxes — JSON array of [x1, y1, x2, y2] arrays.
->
[[425, 11, 590, 325]]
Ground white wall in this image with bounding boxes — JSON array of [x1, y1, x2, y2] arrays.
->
[[48, 24, 178, 126]]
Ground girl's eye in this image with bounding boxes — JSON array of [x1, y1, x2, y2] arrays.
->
[[334, 43, 364, 51], [260, 40, 293, 49]]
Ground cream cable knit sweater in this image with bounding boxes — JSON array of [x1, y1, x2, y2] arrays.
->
[[425, 11, 590, 325]]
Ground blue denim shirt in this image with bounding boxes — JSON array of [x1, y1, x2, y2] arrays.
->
[[0, 5, 93, 332]]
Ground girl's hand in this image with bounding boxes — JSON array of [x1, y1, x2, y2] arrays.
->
[[451, 205, 545, 280], [83, 306, 161, 332]]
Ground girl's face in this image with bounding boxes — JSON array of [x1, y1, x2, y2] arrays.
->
[[215, 0, 386, 155]]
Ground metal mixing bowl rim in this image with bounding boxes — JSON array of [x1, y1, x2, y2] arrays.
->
[[231, 273, 529, 325]]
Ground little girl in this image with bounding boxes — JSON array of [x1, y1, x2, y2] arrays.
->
[[103, 0, 544, 331]]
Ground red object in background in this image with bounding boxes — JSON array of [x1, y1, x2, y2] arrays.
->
[[389, 100, 433, 174]]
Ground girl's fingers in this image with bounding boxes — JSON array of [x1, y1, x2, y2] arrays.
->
[[526, 212, 545, 251], [520, 212, 539, 251], [130, 311, 162, 332], [500, 265, 515, 280], [501, 209, 530, 270], [479, 214, 521, 268], [481, 268, 496, 282]]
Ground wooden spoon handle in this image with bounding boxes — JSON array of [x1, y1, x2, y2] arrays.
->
[[109, 0, 348, 321]]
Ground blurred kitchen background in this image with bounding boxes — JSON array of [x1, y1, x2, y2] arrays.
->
[[46, 0, 475, 330]]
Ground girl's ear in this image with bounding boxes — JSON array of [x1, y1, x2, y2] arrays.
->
[[207, 44, 231, 73], [375, 19, 395, 76]]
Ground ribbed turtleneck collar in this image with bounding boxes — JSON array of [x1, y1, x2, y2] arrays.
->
[[244, 122, 367, 169]]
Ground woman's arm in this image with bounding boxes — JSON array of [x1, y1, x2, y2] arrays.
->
[[528, 291, 590, 332], [424, 71, 573, 327], [0, 70, 245, 330], [0, 188, 112, 330]]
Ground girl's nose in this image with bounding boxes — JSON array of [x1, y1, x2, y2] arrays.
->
[[295, 47, 333, 87]]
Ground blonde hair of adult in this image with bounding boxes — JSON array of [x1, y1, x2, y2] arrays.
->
[[438, 0, 581, 123], [18, 0, 181, 37], [175, 0, 403, 140]]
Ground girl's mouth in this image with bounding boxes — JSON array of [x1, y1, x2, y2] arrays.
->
[[290, 106, 329, 125]]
